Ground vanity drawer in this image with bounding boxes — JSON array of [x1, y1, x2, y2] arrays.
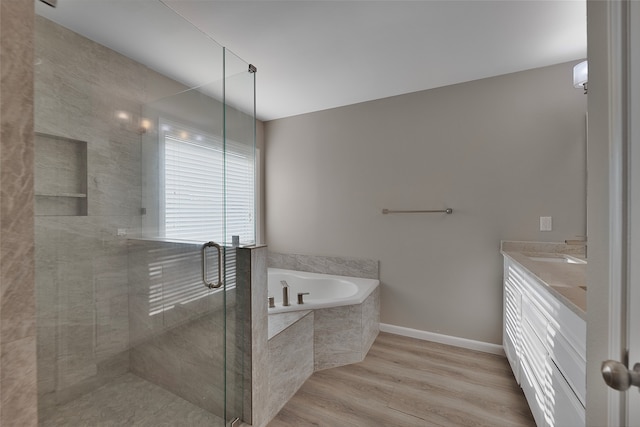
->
[[549, 360, 585, 426], [520, 321, 549, 427], [549, 324, 586, 405]]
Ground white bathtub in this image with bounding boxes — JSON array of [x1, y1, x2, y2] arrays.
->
[[267, 268, 379, 314]]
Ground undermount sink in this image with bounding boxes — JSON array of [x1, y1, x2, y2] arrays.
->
[[527, 254, 587, 265], [551, 284, 587, 292]]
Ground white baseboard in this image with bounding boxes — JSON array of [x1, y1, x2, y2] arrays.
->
[[379, 323, 505, 356]]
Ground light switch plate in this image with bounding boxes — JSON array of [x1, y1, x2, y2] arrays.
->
[[540, 216, 552, 231]]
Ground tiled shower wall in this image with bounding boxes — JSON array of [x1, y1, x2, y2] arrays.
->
[[0, 0, 37, 424], [34, 16, 150, 414]]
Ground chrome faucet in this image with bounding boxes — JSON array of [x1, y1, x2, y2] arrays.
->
[[297, 292, 310, 305], [281, 280, 291, 306]]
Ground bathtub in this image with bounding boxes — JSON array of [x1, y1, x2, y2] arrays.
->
[[267, 268, 379, 314]]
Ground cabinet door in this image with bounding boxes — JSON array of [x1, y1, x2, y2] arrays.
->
[[504, 267, 521, 382], [548, 323, 586, 406], [521, 320, 549, 427], [548, 361, 585, 426]]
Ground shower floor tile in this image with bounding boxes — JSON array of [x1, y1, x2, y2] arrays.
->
[[41, 373, 224, 427]]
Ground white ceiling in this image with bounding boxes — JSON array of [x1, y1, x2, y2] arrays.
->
[[36, 0, 586, 122]]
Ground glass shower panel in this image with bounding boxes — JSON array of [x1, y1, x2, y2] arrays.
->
[[223, 48, 257, 424], [224, 49, 257, 247], [33, 1, 248, 425]]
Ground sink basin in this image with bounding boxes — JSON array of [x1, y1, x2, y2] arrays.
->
[[527, 254, 587, 265]]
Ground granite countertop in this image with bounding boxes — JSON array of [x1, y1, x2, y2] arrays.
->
[[501, 241, 586, 319]]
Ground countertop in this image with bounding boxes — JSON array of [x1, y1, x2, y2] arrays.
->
[[501, 241, 586, 319]]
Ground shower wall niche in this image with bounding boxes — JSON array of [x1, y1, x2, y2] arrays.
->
[[35, 133, 88, 216]]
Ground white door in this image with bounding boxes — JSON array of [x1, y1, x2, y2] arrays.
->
[[601, 1, 640, 424], [627, 1, 640, 424]]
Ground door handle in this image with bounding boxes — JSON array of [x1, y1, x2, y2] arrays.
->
[[601, 360, 640, 391], [202, 241, 223, 289]]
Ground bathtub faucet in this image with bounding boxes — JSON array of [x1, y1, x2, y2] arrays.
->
[[297, 292, 310, 305], [281, 280, 291, 306]]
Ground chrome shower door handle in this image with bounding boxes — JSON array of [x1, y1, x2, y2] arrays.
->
[[202, 241, 223, 289]]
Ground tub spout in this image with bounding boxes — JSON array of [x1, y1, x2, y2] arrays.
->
[[281, 280, 291, 306]]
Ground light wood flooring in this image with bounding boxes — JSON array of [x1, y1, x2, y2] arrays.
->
[[268, 332, 535, 427]]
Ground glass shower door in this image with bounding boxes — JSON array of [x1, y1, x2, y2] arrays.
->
[[136, 77, 230, 426]]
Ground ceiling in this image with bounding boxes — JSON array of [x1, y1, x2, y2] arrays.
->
[[36, 0, 586, 122]]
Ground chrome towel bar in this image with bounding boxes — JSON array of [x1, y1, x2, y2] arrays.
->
[[382, 208, 453, 215]]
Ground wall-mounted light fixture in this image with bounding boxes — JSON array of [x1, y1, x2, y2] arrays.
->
[[573, 60, 588, 94]]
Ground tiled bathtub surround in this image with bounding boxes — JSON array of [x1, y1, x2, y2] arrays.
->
[[266, 256, 381, 371], [268, 252, 379, 280], [267, 312, 314, 421], [314, 286, 380, 371], [261, 287, 380, 425], [268, 311, 311, 339], [241, 250, 381, 426], [236, 245, 269, 427]]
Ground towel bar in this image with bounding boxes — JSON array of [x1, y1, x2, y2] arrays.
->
[[382, 208, 453, 214]]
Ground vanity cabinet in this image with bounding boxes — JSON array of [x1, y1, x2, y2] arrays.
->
[[503, 264, 522, 383], [503, 256, 586, 427]]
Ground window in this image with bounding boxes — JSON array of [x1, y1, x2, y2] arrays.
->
[[161, 120, 255, 244], [145, 120, 254, 316]]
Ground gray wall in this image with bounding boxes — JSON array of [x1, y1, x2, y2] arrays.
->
[[265, 61, 587, 345]]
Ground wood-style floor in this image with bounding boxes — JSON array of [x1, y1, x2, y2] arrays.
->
[[268, 332, 535, 427]]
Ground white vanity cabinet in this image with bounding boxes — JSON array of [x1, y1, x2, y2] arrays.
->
[[503, 256, 586, 427], [503, 269, 522, 383]]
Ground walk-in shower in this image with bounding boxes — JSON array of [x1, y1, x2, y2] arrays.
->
[[34, 1, 255, 425]]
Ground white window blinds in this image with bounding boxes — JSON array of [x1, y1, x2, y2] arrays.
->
[[162, 122, 255, 245]]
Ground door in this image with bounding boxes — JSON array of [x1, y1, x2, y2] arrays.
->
[[626, 1, 640, 423], [599, 1, 640, 424]]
